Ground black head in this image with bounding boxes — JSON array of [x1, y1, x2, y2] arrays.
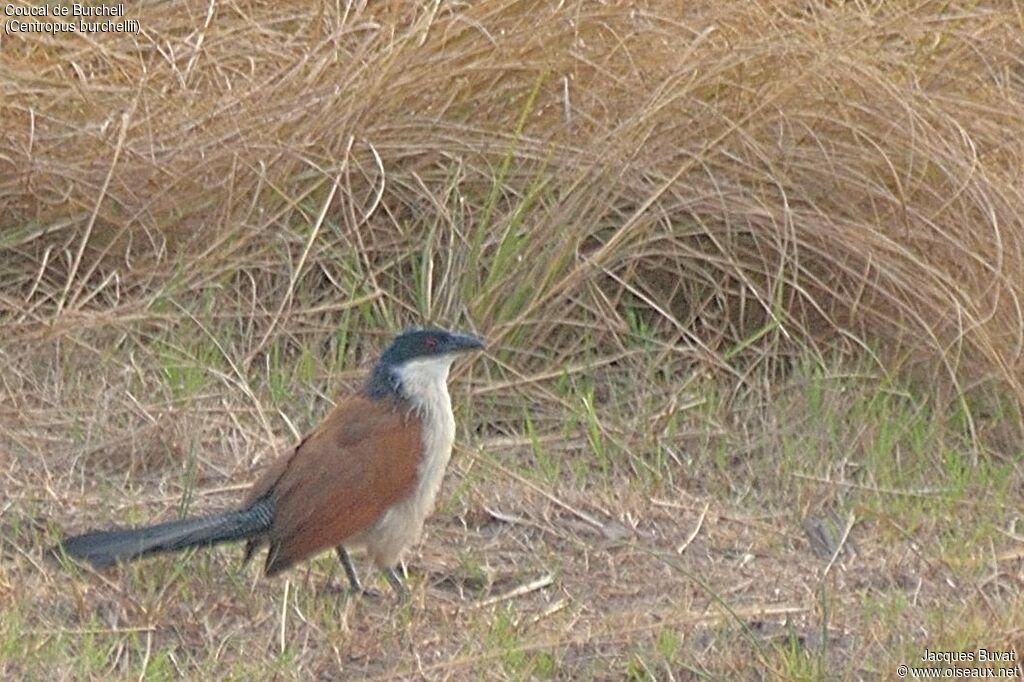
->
[[364, 328, 484, 400], [378, 328, 484, 366]]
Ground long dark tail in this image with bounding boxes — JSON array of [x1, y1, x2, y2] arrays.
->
[[53, 499, 274, 569]]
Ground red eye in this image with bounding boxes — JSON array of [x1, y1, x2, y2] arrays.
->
[[425, 336, 439, 350]]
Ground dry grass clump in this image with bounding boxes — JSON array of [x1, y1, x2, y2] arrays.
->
[[2, 1, 1023, 415]]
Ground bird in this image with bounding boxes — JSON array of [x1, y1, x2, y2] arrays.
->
[[52, 327, 484, 595]]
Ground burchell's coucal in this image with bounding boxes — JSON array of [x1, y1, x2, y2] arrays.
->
[[53, 328, 483, 594]]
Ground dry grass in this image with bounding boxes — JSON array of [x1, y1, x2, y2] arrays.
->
[[2, 0, 1024, 679]]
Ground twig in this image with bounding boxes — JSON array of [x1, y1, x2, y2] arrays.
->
[[137, 629, 152, 682], [677, 501, 709, 554], [483, 506, 554, 535], [473, 574, 553, 609], [651, 497, 795, 537], [820, 511, 856, 580], [790, 472, 952, 497], [996, 546, 1024, 563], [526, 598, 568, 625], [279, 579, 290, 655], [28, 625, 156, 636]]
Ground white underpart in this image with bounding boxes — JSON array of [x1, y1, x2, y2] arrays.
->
[[355, 354, 457, 568]]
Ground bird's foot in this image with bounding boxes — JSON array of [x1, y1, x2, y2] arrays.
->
[[353, 585, 387, 600]]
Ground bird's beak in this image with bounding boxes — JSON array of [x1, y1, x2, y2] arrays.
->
[[446, 332, 485, 353]]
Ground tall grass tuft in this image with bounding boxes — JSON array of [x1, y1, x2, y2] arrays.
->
[[3, 1, 1023, 435]]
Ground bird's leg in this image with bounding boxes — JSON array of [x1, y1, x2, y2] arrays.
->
[[336, 546, 407, 600], [335, 546, 364, 593], [336, 547, 397, 599], [385, 565, 409, 599]]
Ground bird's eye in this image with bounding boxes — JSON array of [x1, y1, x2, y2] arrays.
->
[[424, 336, 439, 351]]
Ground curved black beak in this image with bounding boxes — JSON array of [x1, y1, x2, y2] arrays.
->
[[445, 332, 485, 353]]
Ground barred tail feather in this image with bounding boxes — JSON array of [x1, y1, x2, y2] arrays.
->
[[53, 499, 274, 568]]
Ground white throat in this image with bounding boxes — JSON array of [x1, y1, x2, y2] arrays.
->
[[392, 353, 458, 490], [393, 355, 457, 410]]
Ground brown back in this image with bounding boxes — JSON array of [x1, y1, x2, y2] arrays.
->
[[246, 396, 423, 575]]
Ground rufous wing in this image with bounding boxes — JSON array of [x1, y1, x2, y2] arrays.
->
[[252, 396, 423, 575]]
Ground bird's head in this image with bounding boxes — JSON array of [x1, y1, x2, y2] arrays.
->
[[365, 328, 484, 402]]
